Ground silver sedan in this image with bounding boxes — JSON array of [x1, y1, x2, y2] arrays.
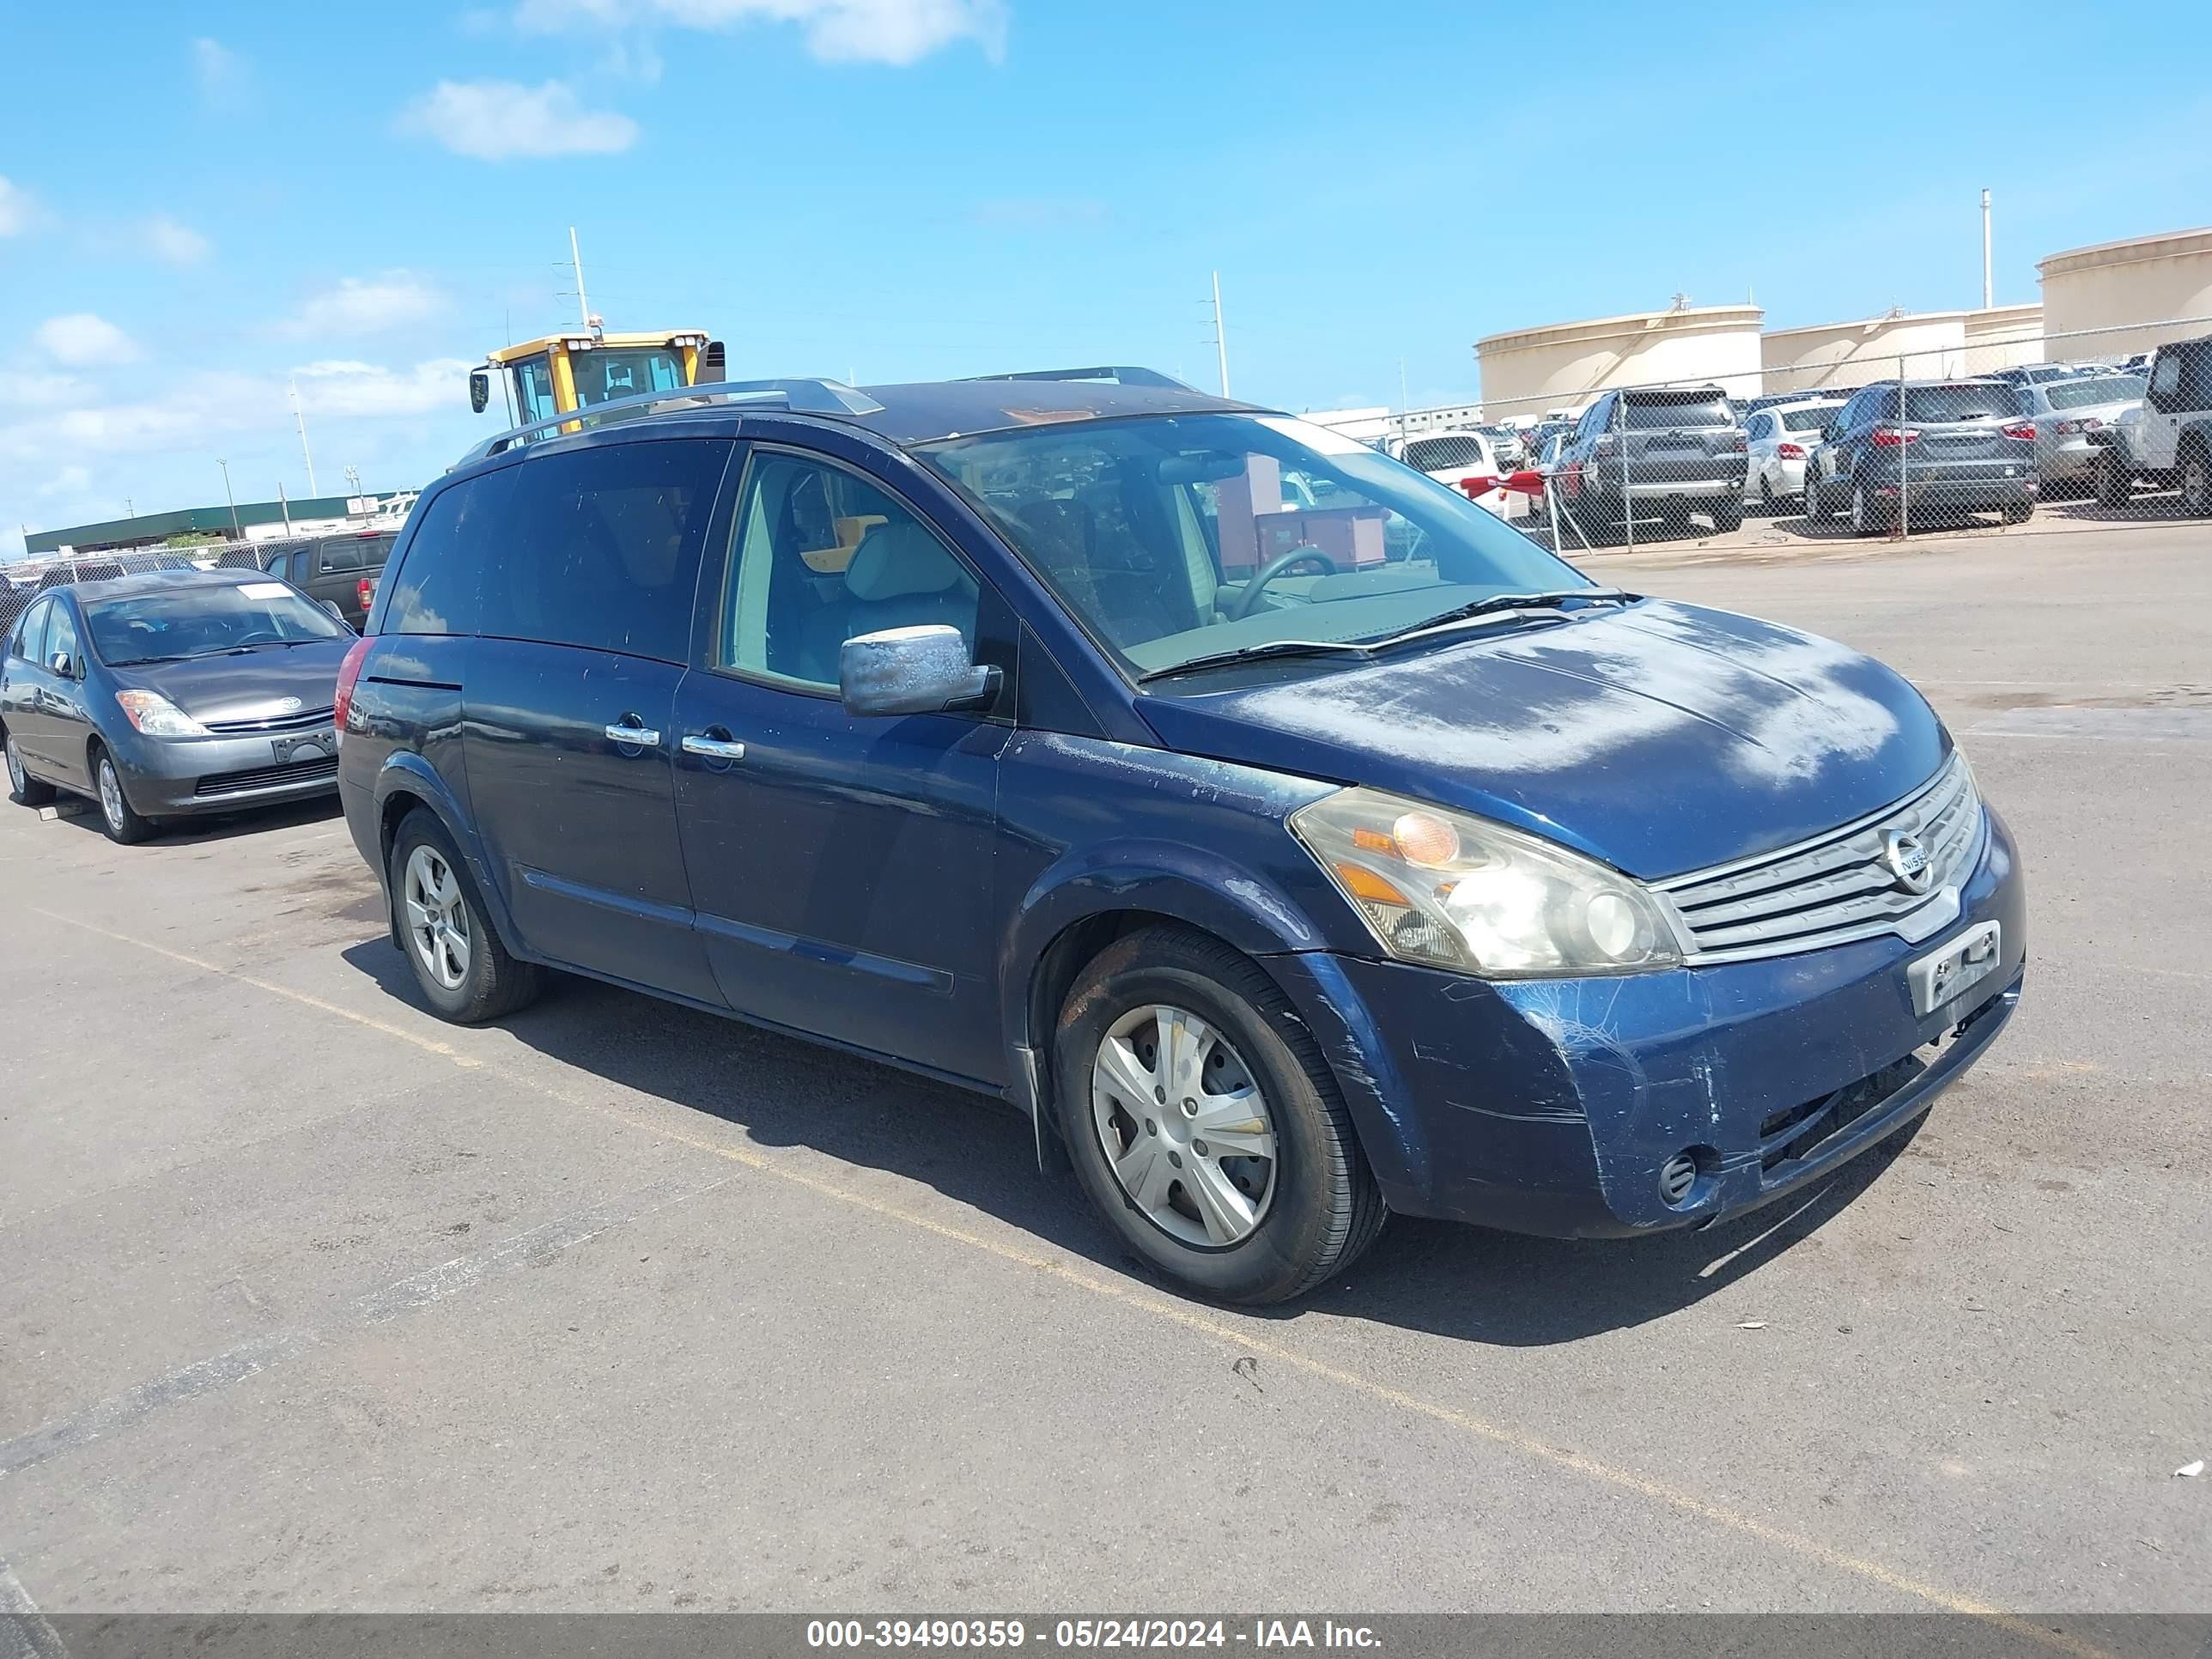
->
[[2021, 374, 2145, 494]]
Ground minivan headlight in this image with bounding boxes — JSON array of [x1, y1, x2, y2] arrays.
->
[[1290, 787, 1681, 976]]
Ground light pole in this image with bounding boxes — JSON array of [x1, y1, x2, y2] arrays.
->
[[216, 459, 241, 538]]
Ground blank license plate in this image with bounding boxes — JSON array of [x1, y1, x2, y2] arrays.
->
[[1907, 921, 2001, 1018], [272, 731, 335, 764]]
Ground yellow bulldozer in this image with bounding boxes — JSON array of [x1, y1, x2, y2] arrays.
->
[[469, 323, 725, 427]]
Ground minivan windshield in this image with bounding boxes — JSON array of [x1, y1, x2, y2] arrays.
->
[[84, 582, 348, 666], [917, 412, 1592, 679]]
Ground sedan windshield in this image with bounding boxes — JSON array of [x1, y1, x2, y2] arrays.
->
[[917, 412, 1592, 678], [85, 583, 348, 666]]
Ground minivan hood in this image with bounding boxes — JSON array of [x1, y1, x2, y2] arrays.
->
[[111, 640, 350, 723], [1136, 599, 1948, 879]]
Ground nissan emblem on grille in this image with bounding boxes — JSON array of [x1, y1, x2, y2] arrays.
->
[[1881, 830, 1935, 895]]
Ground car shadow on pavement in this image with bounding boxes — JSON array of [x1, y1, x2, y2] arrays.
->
[[43, 793, 344, 847], [339, 940, 1918, 1348]]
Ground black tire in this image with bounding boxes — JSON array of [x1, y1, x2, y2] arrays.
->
[[1802, 471, 1831, 523], [1757, 474, 1777, 514], [3, 725, 56, 807], [2094, 451, 2132, 510], [92, 746, 157, 844], [1054, 925, 1384, 1305], [2182, 445, 2212, 518], [2002, 498, 2034, 525], [1708, 496, 1745, 533], [386, 808, 541, 1024], [1850, 480, 1889, 538]]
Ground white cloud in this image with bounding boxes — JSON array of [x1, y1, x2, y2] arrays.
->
[[34, 313, 140, 367], [398, 79, 639, 161], [38, 465, 92, 499], [513, 0, 1007, 65], [292, 358, 474, 417], [276, 273, 447, 340], [0, 175, 36, 236], [191, 37, 247, 106], [143, 215, 211, 265]]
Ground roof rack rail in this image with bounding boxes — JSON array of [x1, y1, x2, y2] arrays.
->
[[456, 377, 885, 468], [961, 366, 1198, 392]]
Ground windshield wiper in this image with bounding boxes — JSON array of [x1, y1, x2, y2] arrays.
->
[[107, 653, 196, 667], [1137, 638, 1376, 684], [1371, 587, 1632, 649]]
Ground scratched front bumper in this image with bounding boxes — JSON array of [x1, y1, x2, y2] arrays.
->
[[1272, 808, 2027, 1237]]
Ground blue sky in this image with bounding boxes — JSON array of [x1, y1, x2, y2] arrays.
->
[[4, 0, 2209, 555]]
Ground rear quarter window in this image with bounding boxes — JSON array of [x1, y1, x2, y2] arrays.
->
[[380, 468, 521, 636]]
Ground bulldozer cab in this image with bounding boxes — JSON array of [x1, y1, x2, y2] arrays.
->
[[471, 330, 718, 425]]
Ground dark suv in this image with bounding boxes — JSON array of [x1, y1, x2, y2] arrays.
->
[[337, 372, 2024, 1304], [1551, 385, 1747, 540], [1802, 380, 2038, 535], [261, 531, 394, 627]]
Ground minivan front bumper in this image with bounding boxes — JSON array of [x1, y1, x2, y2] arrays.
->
[[1268, 806, 2026, 1237]]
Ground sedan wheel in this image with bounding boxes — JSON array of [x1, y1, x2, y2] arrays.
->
[[403, 842, 473, 992], [94, 752, 155, 843], [1092, 1003, 1278, 1248]]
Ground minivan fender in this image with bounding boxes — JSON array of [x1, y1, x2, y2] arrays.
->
[[1000, 841, 1428, 1202], [368, 753, 522, 955]]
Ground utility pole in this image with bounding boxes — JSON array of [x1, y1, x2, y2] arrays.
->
[[216, 459, 241, 538], [289, 380, 319, 495], [569, 227, 592, 330], [1211, 270, 1231, 398], [278, 483, 293, 537], [1990, 191, 2008, 313]]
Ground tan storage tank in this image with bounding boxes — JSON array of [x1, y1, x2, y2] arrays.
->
[[1963, 303, 2045, 374], [2039, 228, 2212, 360], [1761, 310, 1968, 395], [1475, 303, 1762, 422]]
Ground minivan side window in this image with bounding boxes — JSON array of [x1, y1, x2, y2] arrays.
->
[[382, 467, 522, 636], [484, 439, 730, 662], [718, 452, 981, 690]]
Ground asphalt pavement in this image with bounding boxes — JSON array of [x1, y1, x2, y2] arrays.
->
[[1, 517, 2206, 1632]]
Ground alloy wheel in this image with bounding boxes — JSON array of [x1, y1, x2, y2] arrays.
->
[[98, 760, 126, 832], [2185, 454, 2212, 516], [5, 736, 23, 796], [1091, 1003, 1278, 1249], [403, 843, 472, 992]]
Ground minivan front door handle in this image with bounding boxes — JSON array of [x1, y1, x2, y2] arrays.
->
[[605, 720, 662, 749], [680, 733, 746, 761]]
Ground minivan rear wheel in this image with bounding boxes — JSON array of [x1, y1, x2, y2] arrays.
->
[[388, 809, 541, 1024], [1054, 925, 1384, 1304]]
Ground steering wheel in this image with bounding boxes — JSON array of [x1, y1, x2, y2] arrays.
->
[[1227, 544, 1335, 621], [231, 630, 282, 647]]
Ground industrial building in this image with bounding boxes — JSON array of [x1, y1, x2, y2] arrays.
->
[[24, 492, 412, 559]]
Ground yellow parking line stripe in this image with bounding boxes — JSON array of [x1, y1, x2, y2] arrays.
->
[[30, 905, 2105, 1657]]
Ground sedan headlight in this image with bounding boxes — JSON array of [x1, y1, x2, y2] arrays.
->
[[113, 689, 210, 738], [1290, 787, 1681, 976]]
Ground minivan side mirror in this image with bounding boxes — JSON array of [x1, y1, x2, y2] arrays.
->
[[469, 370, 491, 415], [839, 625, 999, 717]]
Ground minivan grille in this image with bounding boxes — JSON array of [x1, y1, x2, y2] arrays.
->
[[1656, 755, 1985, 963]]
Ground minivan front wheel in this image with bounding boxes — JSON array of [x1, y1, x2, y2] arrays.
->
[[1054, 926, 1383, 1304], [388, 809, 540, 1024]]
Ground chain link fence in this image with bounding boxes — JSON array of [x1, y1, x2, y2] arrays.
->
[[1415, 315, 2212, 554], [0, 543, 270, 638]]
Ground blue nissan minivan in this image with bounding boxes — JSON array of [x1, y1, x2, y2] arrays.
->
[[337, 370, 2025, 1304]]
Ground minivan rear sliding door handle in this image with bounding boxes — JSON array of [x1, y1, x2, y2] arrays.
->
[[680, 733, 746, 761]]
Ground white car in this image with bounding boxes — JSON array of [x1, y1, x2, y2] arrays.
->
[[1387, 429, 1524, 519], [1742, 398, 1845, 510]]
